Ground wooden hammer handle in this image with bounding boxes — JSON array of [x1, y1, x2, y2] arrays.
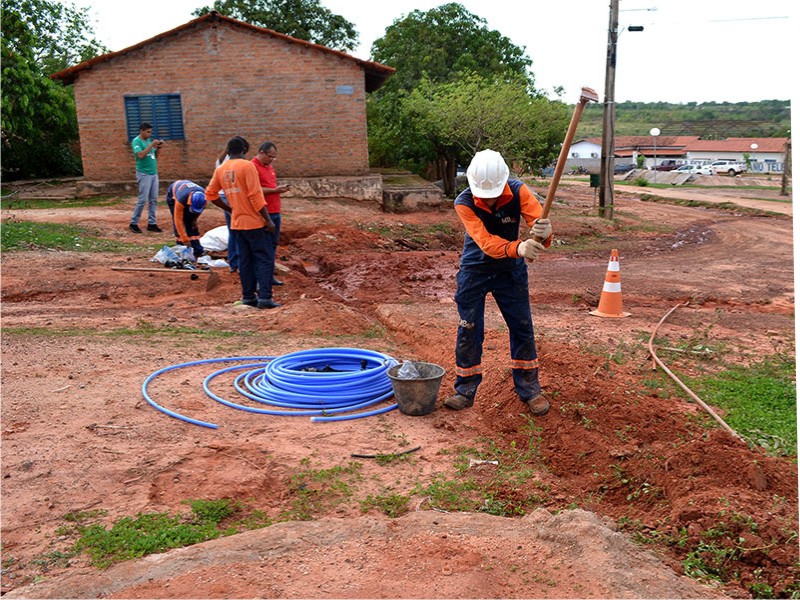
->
[[110, 267, 211, 274], [541, 86, 599, 220]]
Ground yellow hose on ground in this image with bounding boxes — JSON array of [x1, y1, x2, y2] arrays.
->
[[647, 302, 746, 444]]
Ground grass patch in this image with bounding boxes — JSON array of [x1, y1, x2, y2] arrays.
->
[[108, 319, 256, 338], [1, 322, 261, 339], [68, 499, 251, 568], [280, 460, 364, 521], [622, 500, 799, 596], [358, 221, 458, 245], [687, 355, 797, 456], [360, 491, 411, 518], [1, 220, 151, 253], [0, 195, 126, 210], [636, 195, 787, 218], [420, 423, 550, 516]]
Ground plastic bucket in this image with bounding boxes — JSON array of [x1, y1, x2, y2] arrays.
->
[[387, 361, 446, 416]]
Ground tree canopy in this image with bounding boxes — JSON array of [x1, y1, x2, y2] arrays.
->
[[366, 3, 564, 195], [1, 0, 106, 180], [193, 0, 358, 52], [371, 74, 568, 195], [370, 2, 533, 93]]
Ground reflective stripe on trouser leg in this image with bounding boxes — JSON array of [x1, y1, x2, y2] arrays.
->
[[453, 269, 487, 399], [493, 266, 541, 401]]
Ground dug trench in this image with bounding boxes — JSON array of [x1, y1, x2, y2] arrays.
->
[[0, 181, 796, 598]]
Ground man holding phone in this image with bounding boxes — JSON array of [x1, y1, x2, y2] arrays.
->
[[252, 141, 290, 286], [130, 122, 164, 234]]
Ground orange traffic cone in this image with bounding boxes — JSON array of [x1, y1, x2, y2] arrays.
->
[[590, 249, 631, 318]]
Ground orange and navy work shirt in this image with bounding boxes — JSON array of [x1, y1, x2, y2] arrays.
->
[[251, 158, 281, 214], [205, 158, 266, 231], [167, 180, 203, 244], [454, 179, 552, 271]]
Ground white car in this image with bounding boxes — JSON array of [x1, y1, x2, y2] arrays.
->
[[708, 160, 747, 176], [673, 164, 712, 175]]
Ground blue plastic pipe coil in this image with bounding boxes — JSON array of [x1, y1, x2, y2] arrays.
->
[[142, 348, 399, 429]]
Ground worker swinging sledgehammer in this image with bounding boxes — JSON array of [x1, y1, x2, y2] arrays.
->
[[448, 149, 553, 417]]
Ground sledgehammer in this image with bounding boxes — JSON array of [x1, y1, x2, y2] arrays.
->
[[535, 86, 599, 241]]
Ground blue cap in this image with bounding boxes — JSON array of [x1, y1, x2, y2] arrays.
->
[[189, 191, 207, 214]]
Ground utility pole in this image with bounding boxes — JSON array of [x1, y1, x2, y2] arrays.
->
[[598, 0, 619, 219], [780, 140, 791, 196]]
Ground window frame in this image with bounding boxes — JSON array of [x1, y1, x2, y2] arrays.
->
[[124, 93, 185, 141]]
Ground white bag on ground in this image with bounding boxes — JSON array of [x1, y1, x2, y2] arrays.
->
[[199, 226, 229, 252], [197, 255, 230, 268]]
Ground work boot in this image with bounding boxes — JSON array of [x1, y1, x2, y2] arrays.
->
[[271, 278, 284, 286], [257, 299, 282, 309], [524, 394, 550, 416], [444, 394, 474, 410], [241, 297, 258, 307], [129, 223, 143, 233], [147, 224, 163, 232]]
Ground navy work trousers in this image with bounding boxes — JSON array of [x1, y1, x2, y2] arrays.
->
[[234, 227, 276, 302], [453, 266, 540, 403]]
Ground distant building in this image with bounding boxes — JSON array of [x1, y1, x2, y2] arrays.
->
[[51, 11, 395, 192], [568, 136, 789, 173]]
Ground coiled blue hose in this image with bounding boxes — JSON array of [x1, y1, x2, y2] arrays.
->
[[142, 348, 399, 429]]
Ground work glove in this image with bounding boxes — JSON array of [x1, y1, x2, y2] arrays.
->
[[531, 218, 552, 241], [190, 239, 205, 258], [518, 239, 546, 259]]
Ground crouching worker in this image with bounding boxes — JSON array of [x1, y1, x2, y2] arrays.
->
[[448, 149, 554, 417], [166, 180, 229, 258]]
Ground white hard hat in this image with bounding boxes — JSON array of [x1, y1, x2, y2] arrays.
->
[[467, 149, 509, 198]]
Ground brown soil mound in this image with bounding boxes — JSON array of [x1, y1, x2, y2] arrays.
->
[[1, 181, 796, 598]]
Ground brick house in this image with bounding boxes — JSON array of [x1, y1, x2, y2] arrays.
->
[[50, 11, 395, 193]]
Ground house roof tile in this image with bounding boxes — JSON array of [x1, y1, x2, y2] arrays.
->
[[581, 136, 789, 154], [50, 11, 395, 93], [684, 137, 789, 152]]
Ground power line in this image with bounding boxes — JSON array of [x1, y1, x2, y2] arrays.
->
[[708, 16, 788, 22]]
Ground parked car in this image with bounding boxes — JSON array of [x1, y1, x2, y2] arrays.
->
[[614, 163, 635, 174], [674, 164, 712, 175], [653, 159, 682, 172], [708, 160, 746, 176]]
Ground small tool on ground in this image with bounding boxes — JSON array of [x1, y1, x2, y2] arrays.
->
[[111, 267, 222, 291]]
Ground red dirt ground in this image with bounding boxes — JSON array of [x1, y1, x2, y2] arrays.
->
[[1, 179, 797, 598]]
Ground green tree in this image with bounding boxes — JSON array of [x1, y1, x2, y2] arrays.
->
[[193, 0, 358, 51], [369, 2, 532, 93], [366, 3, 565, 194], [393, 74, 568, 195], [1, 0, 106, 180]]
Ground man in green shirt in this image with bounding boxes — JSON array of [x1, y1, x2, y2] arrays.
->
[[130, 122, 164, 233]]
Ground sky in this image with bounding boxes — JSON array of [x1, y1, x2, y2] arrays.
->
[[67, 0, 795, 105]]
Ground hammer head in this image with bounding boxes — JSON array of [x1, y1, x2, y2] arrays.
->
[[206, 270, 221, 291], [580, 86, 599, 104]]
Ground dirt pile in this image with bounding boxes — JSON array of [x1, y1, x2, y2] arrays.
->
[[1, 182, 796, 598]]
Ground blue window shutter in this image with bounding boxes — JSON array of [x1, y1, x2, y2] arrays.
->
[[125, 94, 185, 141]]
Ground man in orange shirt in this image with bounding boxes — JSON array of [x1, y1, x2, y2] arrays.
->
[[448, 149, 553, 416], [252, 141, 290, 286], [205, 137, 280, 309]]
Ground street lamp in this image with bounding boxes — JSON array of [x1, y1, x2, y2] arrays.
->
[[750, 143, 758, 172], [650, 127, 660, 181]]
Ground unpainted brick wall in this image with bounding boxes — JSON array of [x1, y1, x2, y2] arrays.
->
[[73, 21, 371, 183]]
